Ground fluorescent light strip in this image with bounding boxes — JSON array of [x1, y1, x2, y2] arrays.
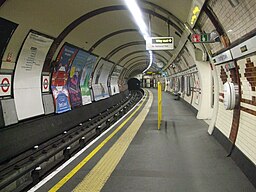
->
[[124, 0, 153, 73], [143, 50, 153, 73], [124, 0, 149, 38]]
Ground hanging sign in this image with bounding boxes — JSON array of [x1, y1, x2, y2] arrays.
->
[[146, 37, 174, 50], [191, 33, 212, 43]]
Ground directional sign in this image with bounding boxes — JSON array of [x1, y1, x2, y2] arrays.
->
[[191, 33, 211, 43], [0, 74, 12, 96], [146, 37, 174, 50]]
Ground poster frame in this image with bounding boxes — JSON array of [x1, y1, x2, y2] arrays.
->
[[51, 42, 99, 109], [13, 29, 55, 120], [91, 57, 114, 101]]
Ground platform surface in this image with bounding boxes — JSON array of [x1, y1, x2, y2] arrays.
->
[[102, 89, 256, 192], [32, 89, 256, 192]]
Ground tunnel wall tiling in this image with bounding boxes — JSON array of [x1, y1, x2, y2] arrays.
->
[[215, 64, 234, 138], [199, 0, 256, 55], [236, 55, 256, 165], [210, 48, 256, 167], [210, 0, 256, 44]]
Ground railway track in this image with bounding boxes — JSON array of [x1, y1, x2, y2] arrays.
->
[[0, 90, 144, 192]]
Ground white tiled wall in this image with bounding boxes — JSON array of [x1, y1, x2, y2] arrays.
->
[[210, 0, 256, 43], [215, 102, 233, 138], [199, 0, 256, 54], [197, 0, 256, 165], [215, 65, 233, 138], [236, 111, 256, 164], [198, 12, 223, 54], [182, 49, 195, 67], [238, 56, 256, 100], [236, 56, 256, 165]]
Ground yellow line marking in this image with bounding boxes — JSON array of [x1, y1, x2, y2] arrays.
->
[[49, 90, 149, 192], [73, 90, 153, 192]]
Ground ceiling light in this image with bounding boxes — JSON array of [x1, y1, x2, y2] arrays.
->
[[124, 0, 153, 73], [124, 0, 149, 38], [143, 50, 153, 73]]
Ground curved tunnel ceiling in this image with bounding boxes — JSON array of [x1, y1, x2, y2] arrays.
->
[[0, 0, 193, 78], [124, 56, 165, 68], [121, 50, 169, 66]]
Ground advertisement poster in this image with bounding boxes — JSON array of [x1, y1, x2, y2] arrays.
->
[[92, 59, 113, 101], [14, 32, 53, 120], [67, 50, 88, 108], [80, 54, 97, 105], [51, 44, 78, 113], [110, 65, 123, 95]]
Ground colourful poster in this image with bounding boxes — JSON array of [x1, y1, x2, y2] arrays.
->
[[67, 50, 89, 108], [92, 59, 113, 101], [80, 54, 97, 105], [14, 32, 53, 120], [52, 85, 70, 113], [51, 44, 78, 113]]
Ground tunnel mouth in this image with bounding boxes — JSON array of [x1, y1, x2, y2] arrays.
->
[[128, 78, 141, 91]]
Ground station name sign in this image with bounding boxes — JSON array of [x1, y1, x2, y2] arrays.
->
[[146, 37, 174, 50]]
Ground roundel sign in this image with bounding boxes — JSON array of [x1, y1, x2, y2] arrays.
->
[[0, 75, 12, 96], [42, 76, 50, 92]]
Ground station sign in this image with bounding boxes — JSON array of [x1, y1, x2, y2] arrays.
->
[[42, 75, 50, 92], [0, 74, 12, 97], [146, 37, 174, 50]]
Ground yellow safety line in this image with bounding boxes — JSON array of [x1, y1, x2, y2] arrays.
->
[[74, 90, 153, 192], [49, 90, 149, 192]]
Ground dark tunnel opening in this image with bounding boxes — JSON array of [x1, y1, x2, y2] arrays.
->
[[128, 78, 141, 90]]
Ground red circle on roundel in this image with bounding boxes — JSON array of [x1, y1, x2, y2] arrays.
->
[[43, 78, 48, 90], [1, 78, 10, 93]]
